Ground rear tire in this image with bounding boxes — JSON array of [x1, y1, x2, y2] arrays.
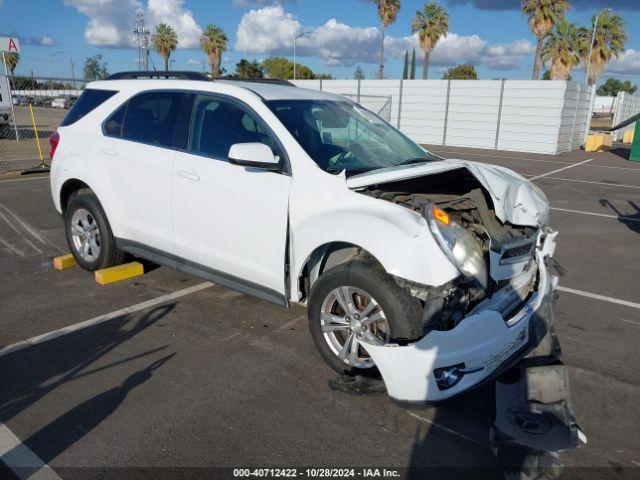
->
[[64, 191, 126, 271], [308, 260, 423, 376]]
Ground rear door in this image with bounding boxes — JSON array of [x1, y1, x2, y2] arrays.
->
[[172, 93, 291, 304], [101, 90, 192, 256]]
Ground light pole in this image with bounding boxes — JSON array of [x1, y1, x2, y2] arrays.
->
[[48, 50, 67, 78], [293, 31, 315, 81], [585, 8, 611, 85]]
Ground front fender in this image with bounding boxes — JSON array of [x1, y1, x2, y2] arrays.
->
[[290, 204, 459, 301]]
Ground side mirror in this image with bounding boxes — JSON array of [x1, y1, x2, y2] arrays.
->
[[228, 143, 281, 171]]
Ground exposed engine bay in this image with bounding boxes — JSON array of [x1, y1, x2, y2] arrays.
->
[[358, 168, 540, 335]]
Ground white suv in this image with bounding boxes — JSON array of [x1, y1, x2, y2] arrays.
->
[[50, 72, 559, 403]]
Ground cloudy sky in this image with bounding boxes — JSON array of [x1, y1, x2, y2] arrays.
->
[[1, 0, 639, 84]]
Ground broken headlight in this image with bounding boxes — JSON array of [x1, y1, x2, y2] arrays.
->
[[426, 204, 488, 290]]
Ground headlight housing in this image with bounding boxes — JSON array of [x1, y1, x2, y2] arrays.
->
[[426, 204, 488, 290]]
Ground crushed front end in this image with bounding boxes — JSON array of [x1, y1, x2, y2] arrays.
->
[[357, 168, 562, 403]]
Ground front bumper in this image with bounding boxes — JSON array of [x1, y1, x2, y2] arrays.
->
[[362, 231, 559, 403]]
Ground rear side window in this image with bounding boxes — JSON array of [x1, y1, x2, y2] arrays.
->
[[103, 103, 126, 137], [122, 91, 186, 147], [61, 89, 117, 126]]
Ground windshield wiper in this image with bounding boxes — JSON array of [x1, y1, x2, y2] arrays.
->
[[397, 157, 432, 166]]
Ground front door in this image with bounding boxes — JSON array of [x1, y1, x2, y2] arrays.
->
[[172, 94, 291, 304]]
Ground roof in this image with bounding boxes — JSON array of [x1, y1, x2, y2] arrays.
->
[[87, 77, 344, 103]]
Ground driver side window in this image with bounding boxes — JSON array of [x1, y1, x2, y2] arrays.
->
[[188, 95, 275, 159]]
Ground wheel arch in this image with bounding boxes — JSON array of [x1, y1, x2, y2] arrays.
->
[[59, 178, 92, 213], [296, 242, 385, 302]]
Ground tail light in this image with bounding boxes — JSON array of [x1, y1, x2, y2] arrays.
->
[[49, 131, 60, 159]]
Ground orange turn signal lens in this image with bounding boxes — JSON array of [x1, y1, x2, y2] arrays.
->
[[432, 206, 450, 226]]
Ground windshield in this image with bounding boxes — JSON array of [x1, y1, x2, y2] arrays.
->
[[266, 100, 439, 174]]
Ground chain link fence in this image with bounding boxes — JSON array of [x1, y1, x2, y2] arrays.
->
[[1, 76, 85, 174]]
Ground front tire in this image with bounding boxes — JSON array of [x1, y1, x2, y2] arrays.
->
[[308, 260, 423, 375], [64, 191, 126, 271]]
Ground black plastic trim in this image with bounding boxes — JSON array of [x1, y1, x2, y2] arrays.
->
[[116, 238, 287, 307]]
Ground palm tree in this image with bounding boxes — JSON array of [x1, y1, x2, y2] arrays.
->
[[201, 24, 228, 78], [3, 52, 19, 76], [412, 2, 449, 80], [373, 0, 401, 80], [152, 23, 178, 72], [542, 20, 580, 80], [583, 10, 627, 86], [521, 0, 569, 80]]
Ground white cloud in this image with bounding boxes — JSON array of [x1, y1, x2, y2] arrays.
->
[[40, 36, 57, 46], [64, 0, 202, 49], [146, 0, 202, 48], [235, 5, 534, 70], [187, 58, 202, 65], [233, 0, 295, 7], [604, 49, 640, 76]]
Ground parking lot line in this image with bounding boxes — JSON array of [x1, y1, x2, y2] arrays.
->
[[0, 175, 50, 184], [0, 282, 213, 358], [550, 207, 640, 224], [557, 286, 640, 310], [529, 159, 593, 180], [406, 412, 485, 447], [0, 423, 62, 480], [542, 177, 640, 189]]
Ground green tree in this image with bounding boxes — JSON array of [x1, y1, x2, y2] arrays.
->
[[583, 10, 627, 86], [235, 59, 264, 78], [201, 24, 228, 78], [402, 50, 408, 79], [354, 65, 365, 80], [412, 2, 449, 80], [410, 48, 416, 79], [262, 56, 316, 79], [521, 0, 569, 80], [542, 19, 580, 80], [152, 23, 178, 72], [83, 54, 108, 81], [442, 63, 478, 80], [597, 77, 637, 96], [3, 52, 19, 76], [373, 0, 401, 79]]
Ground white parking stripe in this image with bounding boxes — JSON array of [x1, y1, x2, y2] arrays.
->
[[541, 177, 640, 189], [407, 412, 485, 446], [557, 286, 640, 310], [0, 176, 50, 184], [427, 149, 640, 172], [529, 159, 593, 180], [0, 282, 213, 358], [0, 423, 62, 480], [550, 207, 640, 224]]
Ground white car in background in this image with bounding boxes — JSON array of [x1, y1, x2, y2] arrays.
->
[[51, 97, 71, 109], [49, 72, 559, 403]]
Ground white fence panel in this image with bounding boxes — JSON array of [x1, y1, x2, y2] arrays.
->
[[293, 79, 594, 155], [612, 92, 640, 140]]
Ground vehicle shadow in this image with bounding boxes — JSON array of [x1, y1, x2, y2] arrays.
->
[[0, 304, 176, 466], [599, 199, 640, 235], [608, 145, 631, 161], [406, 383, 502, 480]]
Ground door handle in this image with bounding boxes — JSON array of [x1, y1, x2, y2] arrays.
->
[[176, 170, 200, 181], [101, 147, 117, 156]]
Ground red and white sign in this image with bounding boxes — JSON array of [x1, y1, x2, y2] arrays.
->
[[0, 37, 21, 53]]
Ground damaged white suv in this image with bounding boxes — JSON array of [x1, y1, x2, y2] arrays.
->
[[50, 73, 558, 403]]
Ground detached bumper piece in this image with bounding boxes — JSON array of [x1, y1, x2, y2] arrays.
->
[[491, 329, 587, 480]]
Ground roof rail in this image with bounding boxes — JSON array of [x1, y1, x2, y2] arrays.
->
[[106, 71, 210, 81], [219, 77, 296, 87]]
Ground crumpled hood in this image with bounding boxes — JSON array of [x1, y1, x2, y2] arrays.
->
[[345, 159, 549, 227]]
